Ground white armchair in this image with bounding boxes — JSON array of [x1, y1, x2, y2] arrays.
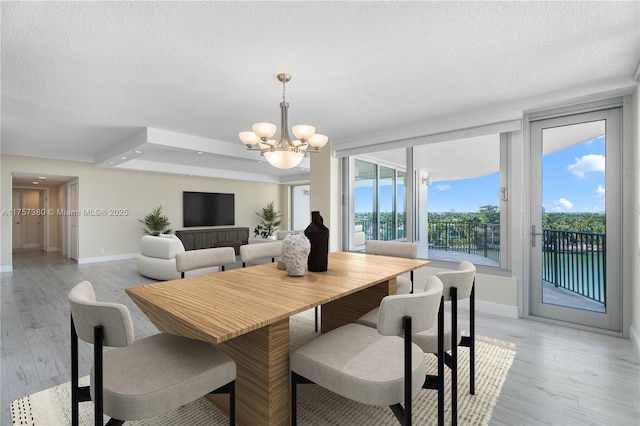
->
[[137, 235, 185, 281]]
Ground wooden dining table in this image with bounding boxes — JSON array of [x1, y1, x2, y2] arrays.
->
[[125, 251, 429, 426]]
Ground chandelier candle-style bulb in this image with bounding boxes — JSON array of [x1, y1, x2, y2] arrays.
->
[[239, 73, 329, 169]]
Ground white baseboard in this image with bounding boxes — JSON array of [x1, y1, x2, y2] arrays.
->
[[78, 253, 138, 264], [3, 253, 137, 271], [476, 299, 519, 318], [46, 246, 58, 252], [631, 325, 640, 358]]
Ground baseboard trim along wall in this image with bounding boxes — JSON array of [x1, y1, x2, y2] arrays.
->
[[77, 253, 138, 264], [476, 300, 519, 319], [1, 265, 13, 272]]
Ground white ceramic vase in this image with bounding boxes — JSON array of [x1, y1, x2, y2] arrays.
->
[[281, 233, 311, 277]]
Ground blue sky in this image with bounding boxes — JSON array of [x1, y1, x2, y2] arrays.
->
[[356, 135, 606, 214], [541, 135, 605, 213], [427, 173, 500, 213]]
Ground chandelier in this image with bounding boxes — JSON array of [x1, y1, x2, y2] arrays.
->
[[239, 73, 328, 169]]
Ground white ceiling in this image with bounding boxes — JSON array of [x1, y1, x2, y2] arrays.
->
[[2, 1, 639, 185]]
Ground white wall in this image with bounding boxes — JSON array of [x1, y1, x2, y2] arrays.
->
[[291, 185, 310, 230], [309, 141, 341, 252], [1, 155, 286, 268]]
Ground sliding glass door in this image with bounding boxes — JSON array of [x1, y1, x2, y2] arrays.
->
[[352, 158, 407, 248]]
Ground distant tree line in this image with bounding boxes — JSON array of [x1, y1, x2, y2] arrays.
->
[[428, 205, 605, 234], [428, 205, 500, 224], [542, 212, 605, 234]]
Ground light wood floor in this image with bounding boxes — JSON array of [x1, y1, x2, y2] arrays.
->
[[1, 250, 639, 425]]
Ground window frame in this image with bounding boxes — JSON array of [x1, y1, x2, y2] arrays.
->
[[345, 136, 510, 271]]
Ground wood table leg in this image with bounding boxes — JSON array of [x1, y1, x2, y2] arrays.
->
[[208, 318, 290, 426], [321, 278, 397, 333]]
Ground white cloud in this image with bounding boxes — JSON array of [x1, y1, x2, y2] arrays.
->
[[558, 198, 573, 209], [596, 185, 605, 197], [436, 184, 450, 191], [567, 154, 605, 178], [550, 198, 574, 212]]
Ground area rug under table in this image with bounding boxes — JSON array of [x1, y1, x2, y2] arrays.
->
[[11, 312, 516, 426]]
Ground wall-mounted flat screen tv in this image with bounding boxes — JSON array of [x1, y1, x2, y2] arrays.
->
[[183, 191, 235, 227]]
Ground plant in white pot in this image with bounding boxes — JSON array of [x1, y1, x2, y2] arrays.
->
[[254, 201, 281, 239], [139, 205, 172, 236]]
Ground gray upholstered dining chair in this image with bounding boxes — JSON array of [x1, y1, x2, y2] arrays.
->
[[365, 240, 419, 294], [291, 276, 444, 426], [69, 281, 236, 426], [175, 246, 236, 278], [239, 241, 282, 267], [357, 275, 446, 425], [358, 261, 476, 426]]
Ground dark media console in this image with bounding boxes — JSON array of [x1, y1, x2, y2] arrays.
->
[[175, 227, 249, 254]]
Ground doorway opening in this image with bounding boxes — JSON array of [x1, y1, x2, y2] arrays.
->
[[529, 107, 622, 332], [11, 173, 79, 268]]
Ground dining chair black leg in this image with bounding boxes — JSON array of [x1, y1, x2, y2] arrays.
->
[[71, 316, 93, 426], [451, 287, 459, 426], [422, 296, 444, 426], [469, 282, 475, 395], [458, 280, 475, 394], [404, 316, 412, 426], [437, 296, 444, 426], [228, 381, 235, 426], [94, 325, 104, 426], [71, 317, 80, 426]]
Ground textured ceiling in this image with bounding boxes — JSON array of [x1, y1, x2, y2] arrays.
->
[[2, 1, 639, 184]]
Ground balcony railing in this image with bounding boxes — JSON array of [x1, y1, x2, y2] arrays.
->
[[428, 221, 501, 263], [428, 222, 605, 303], [357, 218, 405, 241], [357, 219, 605, 304], [541, 229, 606, 303]]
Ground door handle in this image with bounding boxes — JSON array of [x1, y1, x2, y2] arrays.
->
[[531, 225, 543, 247]]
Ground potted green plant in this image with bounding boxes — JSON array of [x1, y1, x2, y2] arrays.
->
[[255, 201, 281, 239], [139, 205, 172, 236]]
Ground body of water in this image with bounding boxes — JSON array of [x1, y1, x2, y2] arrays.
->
[[542, 251, 605, 303]]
